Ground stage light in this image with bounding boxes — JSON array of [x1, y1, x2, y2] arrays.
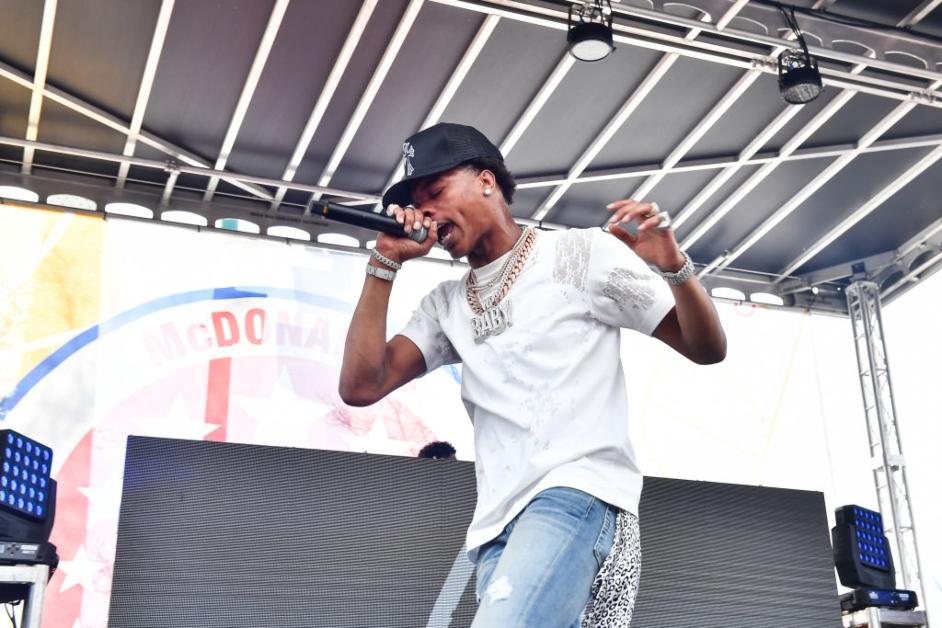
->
[[779, 50, 822, 104], [0, 430, 58, 603], [0, 432, 51, 522], [832, 504, 895, 589], [0, 429, 56, 543], [567, 0, 614, 62], [777, 7, 822, 104], [832, 504, 921, 613]]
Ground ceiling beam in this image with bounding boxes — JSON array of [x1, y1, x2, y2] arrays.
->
[[679, 58, 875, 251], [431, 0, 942, 103], [512, 129, 942, 190], [696, 3, 942, 278], [701, 97, 925, 278], [22, 0, 57, 175], [616, 0, 836, 208], [775, 141, 942, 281], [628, 70, 760, 204], [202, 0, 289, 202], [269, 0, 378, 211], [0, 134, 378, 203], [310, 0, 425, 203], [882, 251, 942, 300], [372, 12, 502, 212], [0, 60, 274, 202], [599, 0, 942, 84], [116, 0, 174, 188], [706, 81, 942, 276], [529, 2, 749, 221], [898, 0, 942, 28]]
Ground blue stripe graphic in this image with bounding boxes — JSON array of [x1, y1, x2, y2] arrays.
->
[[0, 286, 353, 419]]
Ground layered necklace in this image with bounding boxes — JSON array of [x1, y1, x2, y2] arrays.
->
[[465, 226, 537, 344]]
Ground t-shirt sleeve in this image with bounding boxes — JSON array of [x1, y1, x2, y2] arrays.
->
[[587, 228, 676, 335], [397, 283, 461, 373]]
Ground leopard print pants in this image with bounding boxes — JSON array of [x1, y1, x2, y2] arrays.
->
[[580, 510, 642, 628]]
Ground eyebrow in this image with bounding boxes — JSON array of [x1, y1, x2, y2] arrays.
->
[[411, 175, 443, 199]]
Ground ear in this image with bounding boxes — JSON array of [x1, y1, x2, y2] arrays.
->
[[478, 169, 497, 194]]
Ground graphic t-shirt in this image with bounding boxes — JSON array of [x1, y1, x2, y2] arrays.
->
[[399, 227, 675, 561]]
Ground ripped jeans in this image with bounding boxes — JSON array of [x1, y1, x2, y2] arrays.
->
[[471, 487, 618, 628]]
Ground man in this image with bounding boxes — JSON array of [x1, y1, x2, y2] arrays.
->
[[417, 440, 458, 460], [339, 123, 726, 627]]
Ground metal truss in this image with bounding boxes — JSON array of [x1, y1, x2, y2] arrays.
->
[[310, 0, 425, 205], [0, 135, 377, 203], [694, 0, 942, 279], [0, 61, 274, 203], [437, 0, 942, 103], [202, 0, 289, 202], [4, 0, 942, 313], [371, 13, 503, 212], [846, 281, 928, 615], [270, 0, 378, 211], [513, 129, 942, 190], [116, 0, 174, 189], [21, 0, 57, 175]]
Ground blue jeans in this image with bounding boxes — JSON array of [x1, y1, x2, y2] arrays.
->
[[471, 487, 617, 628]]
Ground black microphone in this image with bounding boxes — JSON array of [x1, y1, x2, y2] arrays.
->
[[307, 199, 428, 243]]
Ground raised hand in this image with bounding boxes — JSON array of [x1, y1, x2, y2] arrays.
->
[[605, 199, 685, 273]]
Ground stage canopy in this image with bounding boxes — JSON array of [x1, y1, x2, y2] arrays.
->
[[1, 0, 942, 314]]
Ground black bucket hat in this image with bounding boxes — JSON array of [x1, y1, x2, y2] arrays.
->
[[381, 123, 503, 209]]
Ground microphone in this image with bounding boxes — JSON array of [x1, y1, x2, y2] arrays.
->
[[307, 199, 428, 243]]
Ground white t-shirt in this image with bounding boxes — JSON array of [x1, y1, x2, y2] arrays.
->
[[398, 227, 675, 561]]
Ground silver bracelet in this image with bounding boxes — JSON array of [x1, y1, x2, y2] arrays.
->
[[371, 248, 402, 271], [366, 263, 396, 282], [658, 251, 695, 285]]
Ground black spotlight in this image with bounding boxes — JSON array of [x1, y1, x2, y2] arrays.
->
[[568, 0, 615, 62], [777, 6, 822, 104], [832, 504, 918, 613], [0, 429, 58, 603]]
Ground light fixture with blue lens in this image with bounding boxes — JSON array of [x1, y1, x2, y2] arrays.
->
[[833, 504, 896, 590], [0, 430, 52, 521]]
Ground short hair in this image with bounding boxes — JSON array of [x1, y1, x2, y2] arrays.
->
[[417, 441, 457, 460], [462, 157, 516, 205]]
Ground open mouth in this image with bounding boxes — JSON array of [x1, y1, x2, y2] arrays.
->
[[437, 222, 455, 247]]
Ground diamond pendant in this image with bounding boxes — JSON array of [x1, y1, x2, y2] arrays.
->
[[470, 300, 513, 344]]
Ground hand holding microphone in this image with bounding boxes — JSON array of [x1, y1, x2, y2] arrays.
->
[[307, 199, 439, 270]]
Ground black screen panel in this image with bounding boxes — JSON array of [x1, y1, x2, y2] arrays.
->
[[108, 437, 839, 627]]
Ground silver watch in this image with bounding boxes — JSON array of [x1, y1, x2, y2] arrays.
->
[[658, 251, 694, 285], [365, 263, 396, 282]]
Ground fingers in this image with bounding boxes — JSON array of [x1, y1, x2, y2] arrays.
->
[[389, 204, 431, 235], [423, 221, 439, 251], [605, 199, 657, 226], [607, 222, 637, 246], [604, 200, 671, 236]]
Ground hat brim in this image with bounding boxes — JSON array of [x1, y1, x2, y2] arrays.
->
[[381, 160, 467, 209], [381, 177, 417, 210]]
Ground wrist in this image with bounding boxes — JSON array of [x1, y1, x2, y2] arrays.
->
[[373, 246, 403, 265], [365, 261, 396, 282], [657, 252, 686, 273], [657, 250, 695, 285]]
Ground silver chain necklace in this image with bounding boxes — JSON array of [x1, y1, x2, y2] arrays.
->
[[465, 227, 537, 343]]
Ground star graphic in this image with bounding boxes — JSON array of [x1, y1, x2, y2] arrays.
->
[[132, 394, 220, 441], [76, 485, 123, 526], [57, 545, 107, 594]]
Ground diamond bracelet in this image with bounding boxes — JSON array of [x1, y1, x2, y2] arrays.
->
[[371, 248, 402, 271]]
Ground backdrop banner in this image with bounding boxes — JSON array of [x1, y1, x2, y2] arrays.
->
[[0, 203, 879, 627]]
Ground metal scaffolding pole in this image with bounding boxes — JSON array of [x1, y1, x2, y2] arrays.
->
[[846, 281, 929, 621]]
